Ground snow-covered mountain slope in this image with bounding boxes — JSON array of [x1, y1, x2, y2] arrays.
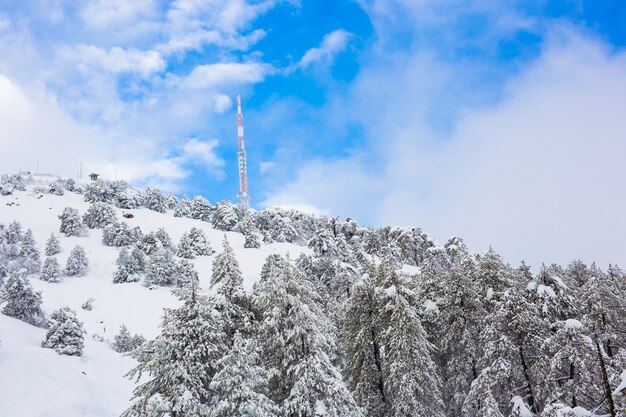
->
[[0, 184, 310, 417]]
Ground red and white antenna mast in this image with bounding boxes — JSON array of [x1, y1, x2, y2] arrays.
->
[[236, 95, 250, 210]]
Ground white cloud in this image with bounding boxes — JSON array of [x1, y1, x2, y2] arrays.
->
[[181, 62, 272, 89], [259, 161, 275, 173], [181, 138, 224, 174], [295, 29, 352, 70], [265, 31, 626, 269], [213, 94, 233, 113], [80, 0, 158, 29], [0, 75, 227, 191], [63, 45, 166, 77]]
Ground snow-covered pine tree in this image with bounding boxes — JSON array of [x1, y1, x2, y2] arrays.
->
[[462, 364, 507, 417], [113, 248, 141, 283], [475, 285, 545, 414], [42, 307, 85, 356], [112, 325, 146, 353], [190, 195, 212, 222], [437, 257, 487, 416], [0, 269, 46, 326], [477, 248, 511, 307], [535, 319, 602, 411], [177, 228, 212, 259], [45, 233, 61, 256], [374, 260, 444, 416], [211, 237, 253, 341], [209, 332, 279, 417], [177, 259, 199, 289], [177, 232, 195, 259], [48, 179, 65, 195], [6, 220, 23, 244], [102, 221, 141, 246], [174, 195, 192, 218], [123, 279, 226, 417], [138, 231, 161, 255], [116, 187, 144, 209], [344, 272, 388, 416], [254, 255, 362, 416], [154, 228, 175, 253], [144, 249, 177, 286], [58, 207, 86, 237], [527, 263, 575, 323], [65, 245, 89, 276], [19, 229, 41, 274], [41, 257, 62, 282], [83, 202, 116, 229], [212, 200, 239, 231], [143, 187, 168, 213], [189, 227, 212, 256]]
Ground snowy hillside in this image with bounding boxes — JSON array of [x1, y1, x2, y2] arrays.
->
[[0, 173, 625, 417], [0, 176, 310, 416]]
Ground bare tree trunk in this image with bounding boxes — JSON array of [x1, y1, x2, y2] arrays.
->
[[594, 337, 617, 417]]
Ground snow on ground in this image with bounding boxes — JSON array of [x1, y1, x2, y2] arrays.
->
[[0, 186, 311, 416]]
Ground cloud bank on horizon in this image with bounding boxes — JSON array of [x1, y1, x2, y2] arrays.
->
[[1, 0, 625, 268]]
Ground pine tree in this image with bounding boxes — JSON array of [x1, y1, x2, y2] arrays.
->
[[376, 262, 444, 416], [42, 307, 85, 356], [437, 257, 487, 416], [174, 195, 192, 218], [112, 325, 146, 353], [45, 233, 61, 256], [113, 248, 141, 283], [211, 237, 252, 341], [0, 269, 46, 326], [41, 257, 62, 282], [177, 228, 212, 258], [123, 281, 226, 417], [58, 207, 86, 237], [103, 221, 142, 246], [477, 248, 511, 304], [190, 196, 212, 222], [83, 202, 116, 229], [19, 229, 41, 274], [209, 332, 279, 417], [143, 187, 168, 213], [177, 259, 199, 289], [155, 228, 175, 253], [212, 200, 239, 231], [535, 319, 603, 411], [254, 255, 362, 416], [345, 273, 388, 416], [6, 220, 23, 244], [116, 187, 144, 209], [65, 245, 89, 276], [476, 286, 545, 414], [144, 250, 177, 286]]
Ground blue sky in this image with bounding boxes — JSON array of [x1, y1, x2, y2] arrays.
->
[[1, 0, 626, 268]]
